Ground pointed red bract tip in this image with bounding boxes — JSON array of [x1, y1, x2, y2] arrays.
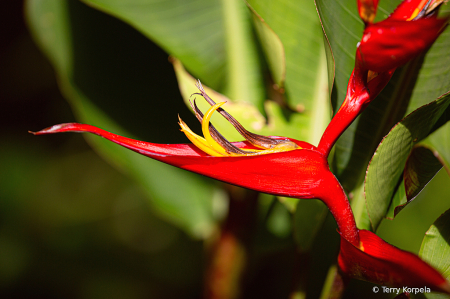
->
[[30, 123, 88, 135], [338, 230, 450, 294]]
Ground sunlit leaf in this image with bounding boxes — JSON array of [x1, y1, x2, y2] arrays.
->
[[247, 0, 327, 110], [220, 0, 265, 107], [419, 208, 450, 299], [247, 3, 285, 88], [248, 0, 330, 146], [365, 93, 450, 230]]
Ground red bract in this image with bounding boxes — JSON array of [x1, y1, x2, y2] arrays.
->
[[357, 0, 448, 73], [318, 0, 448, 156], [338, 230, 450, 294], [31, 122, 361, 246], [357, 17, 448, 73]]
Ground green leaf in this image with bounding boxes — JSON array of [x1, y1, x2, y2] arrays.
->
[[389, 146, 443, 218], [220, 0, 265, 106], [421, 121, 450, 173], [247, 0, 326, 109], [315, 0, 364, 108], [81, 0, 226, 89], [365, 94, 450, 231], [385, 179, 406, 220], [405, 9, 450, 114], [247, 0, 331, 146], [350, 181, 372, 230], [82, 0, 266, 107], [387, 121, 450, 221], [247, 3, 285, 88], [293, 199, 327, 252], [86, 0, 331, 145], [26, 0, 221, 238], [419, 209, 450, 299]]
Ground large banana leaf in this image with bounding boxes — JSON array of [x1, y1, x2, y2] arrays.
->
[[26, 0, 221, 238], [81, 0, 227, 90], [82, 0, 266, 107]]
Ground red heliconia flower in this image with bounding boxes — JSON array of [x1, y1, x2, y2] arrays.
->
[[338, 229, 450, 294], [318, 0, 448, 156], [31, 82, 361, 246], [32, 1, 450, 291], [32, 79, 450, 293]]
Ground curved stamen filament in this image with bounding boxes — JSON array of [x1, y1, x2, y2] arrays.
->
[[179, 116, 224, 157], [179, 83, 300, 157]]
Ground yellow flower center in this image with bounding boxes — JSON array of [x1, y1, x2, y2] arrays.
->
[[179, 100, 299, 157]]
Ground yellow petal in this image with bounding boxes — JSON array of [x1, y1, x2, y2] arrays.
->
[[178, 116, 224, 157], [201, 102, 230, 156]]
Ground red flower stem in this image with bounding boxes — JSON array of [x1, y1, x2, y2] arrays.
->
[[316, 169, 360, 247], [318, 97, 365, 157], [318, 67, 370, 158]]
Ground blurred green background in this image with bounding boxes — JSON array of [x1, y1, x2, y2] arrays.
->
[[1, 1, 206, 298], [1, 1, 450, 298]]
